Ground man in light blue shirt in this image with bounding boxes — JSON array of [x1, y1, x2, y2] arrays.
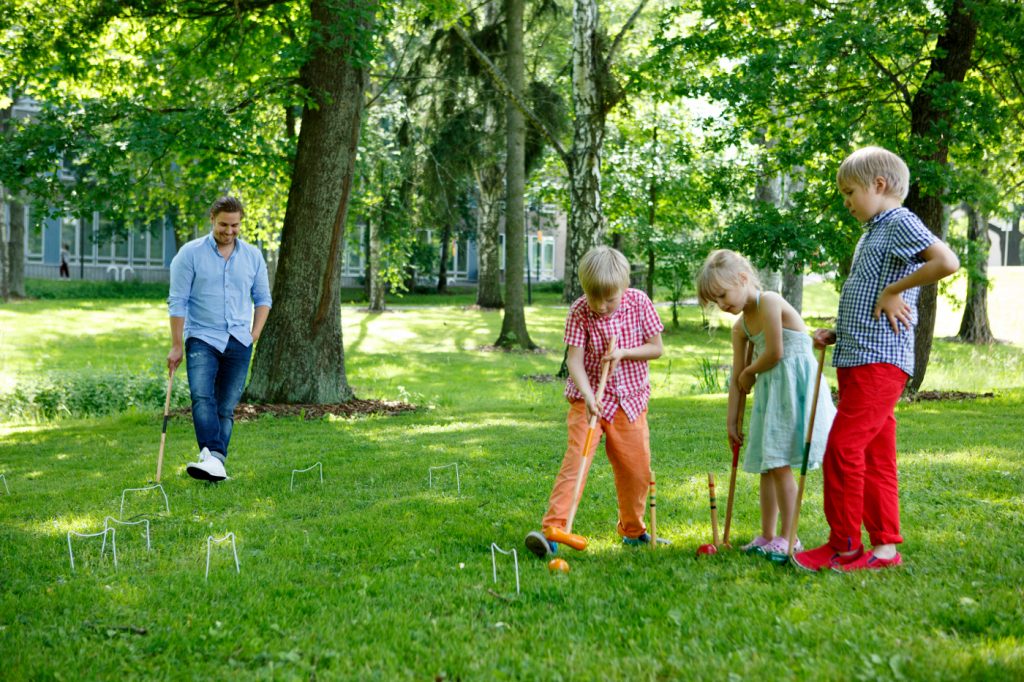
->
[[167, 196, 272, 481]]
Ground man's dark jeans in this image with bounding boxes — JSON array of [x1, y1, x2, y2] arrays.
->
[[185, 337, 252, 462]]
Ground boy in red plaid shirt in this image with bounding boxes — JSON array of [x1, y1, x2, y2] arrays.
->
[[525, 246, 664, 558]]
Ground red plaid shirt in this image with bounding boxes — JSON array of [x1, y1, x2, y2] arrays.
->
[[564, 288, 664, 422]]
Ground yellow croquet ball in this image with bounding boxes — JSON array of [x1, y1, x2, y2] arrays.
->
[[548, 558, 570, 574]]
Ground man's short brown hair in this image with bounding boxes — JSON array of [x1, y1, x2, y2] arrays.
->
[[209, 196, 245, 219]]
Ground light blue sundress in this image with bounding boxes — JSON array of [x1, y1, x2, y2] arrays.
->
[[742, 295, 837, 474]]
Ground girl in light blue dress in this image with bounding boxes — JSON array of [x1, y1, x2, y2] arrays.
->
[[696, 250, 836, 557]]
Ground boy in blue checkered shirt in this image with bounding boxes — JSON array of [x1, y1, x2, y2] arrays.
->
[[793, 147, 959, 573]]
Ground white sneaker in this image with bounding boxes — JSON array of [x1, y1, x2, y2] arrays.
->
[[186, 447, 228, 481]]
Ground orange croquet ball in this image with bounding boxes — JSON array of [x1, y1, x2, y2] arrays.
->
[[548, 558, 570, 574]]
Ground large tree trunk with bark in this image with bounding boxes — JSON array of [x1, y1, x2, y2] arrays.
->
[[475, 166, 504, 308], [905, 0, 977, 395], [245, 0, 373, 404], [957, 205, 993, 343], [496, 0, 535, 348], [563, 0, 606, 303]]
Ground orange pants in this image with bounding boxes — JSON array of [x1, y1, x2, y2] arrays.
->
[[542, 400, 652, 538]]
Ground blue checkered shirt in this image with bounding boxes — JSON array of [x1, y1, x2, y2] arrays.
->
[[833, 207, 937, 376]]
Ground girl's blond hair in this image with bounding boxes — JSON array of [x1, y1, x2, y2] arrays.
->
[[578, 246, 630, 298], [836, 146, 910, 201], [695, 249, 759, 307]]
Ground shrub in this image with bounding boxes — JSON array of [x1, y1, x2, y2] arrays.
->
[[0, 371, 191, 422]]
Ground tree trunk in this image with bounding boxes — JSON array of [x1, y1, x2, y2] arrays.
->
[[905, 0, 977, 394], [496, 0, 535, 349], [1005, 208, 1022, 266], [368, 213, 385, 312], [475, 166, 504, 308], [645, 161, 657, 299], [0, 185, 7, 302], [782, 260, 803, 313], [7, 198, 25, 298], [563, 0, 606, 303], [437, 220, 451, 294], [957, 205, 993, 343], [245, 0, 373, 404]]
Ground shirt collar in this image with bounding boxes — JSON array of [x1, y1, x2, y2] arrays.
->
[[864, 207, 902, 231], [205, 233, 241, 258]]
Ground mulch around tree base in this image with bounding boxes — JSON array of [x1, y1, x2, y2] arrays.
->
[[171, 399, 417, 422], [904, 390, 995, 402], [829, 389, 996, 403]]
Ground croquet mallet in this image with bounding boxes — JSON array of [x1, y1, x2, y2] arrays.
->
[[544, 336, 618, 552], [648, 470, 657, 549], [722, 340, 755, 549], [155, 367, 176, 483], [786, 345, 827, 559], [696, 472, 720, 555]]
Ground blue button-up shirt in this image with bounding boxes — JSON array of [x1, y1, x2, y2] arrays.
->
[[167, 234, 272, 351], [833, 207, 937, 376]]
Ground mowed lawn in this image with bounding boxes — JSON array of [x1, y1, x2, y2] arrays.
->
[[0, 276, 1023, 680]]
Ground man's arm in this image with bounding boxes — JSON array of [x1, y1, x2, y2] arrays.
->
[[168, 317, 185, 372], [251, 306, 270, 342]]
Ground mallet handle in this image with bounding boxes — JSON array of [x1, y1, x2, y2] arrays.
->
[[565, 335, 617, 534], [708, 472, 720, 546], [649, 471, 657, 549], [722, 340, 754, 546], [155, 367, 175, 483], [788, 346, 826, 557]]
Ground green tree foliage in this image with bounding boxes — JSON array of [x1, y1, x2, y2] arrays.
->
[[651, 0, 1024, 390]]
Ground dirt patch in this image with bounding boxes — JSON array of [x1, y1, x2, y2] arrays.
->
[[171, 399, 417, 422], [477, 344, 549, 354], [523, 374, 560, 383], [904, 390, 995, 402], [830, 389, 996, 403]]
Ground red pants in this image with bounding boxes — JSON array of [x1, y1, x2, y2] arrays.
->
[[542, 401, 651, 538], [823, 363, 907, 551]]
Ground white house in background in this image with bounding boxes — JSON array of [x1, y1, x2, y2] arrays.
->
[[4, 96, 569, 287], [2, 188, 567, 286]]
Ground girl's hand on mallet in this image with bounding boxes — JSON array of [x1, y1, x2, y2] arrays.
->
[[736, 368, 755, 394], [583, 393, 602, 421], [812, 328, 837, 350], [728, 422, 744, 449], [874, 287, 913, 334]]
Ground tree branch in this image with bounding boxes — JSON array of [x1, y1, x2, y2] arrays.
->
[[604, 0, 649, 71], [863, 50, 914, 110], [451, 22, 570, 166]]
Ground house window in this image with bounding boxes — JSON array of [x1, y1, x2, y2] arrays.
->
[[61, 217, 80, 261], [96, 216, 117, 263], [149, 219, 165, 265], [24, 204, 42, 261], [132, 223, 148, 264]]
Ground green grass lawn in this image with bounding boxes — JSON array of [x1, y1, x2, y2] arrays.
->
[[1, 280, 1023, 679]]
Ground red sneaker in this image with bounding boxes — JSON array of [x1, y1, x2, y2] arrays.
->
[[792, 543, 863, 572], [832, 552, 902, 572]]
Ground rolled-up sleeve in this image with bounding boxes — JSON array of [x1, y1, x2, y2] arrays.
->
[[167, 249, 193, 318], [251, 254, 272, 308]]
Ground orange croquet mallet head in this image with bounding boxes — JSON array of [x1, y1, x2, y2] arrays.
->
[[544, 526, 588, 552], [548, 558, 570, 574]]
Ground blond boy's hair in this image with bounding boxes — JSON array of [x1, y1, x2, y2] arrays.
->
[[836, 146, 910, 201], [695, 249, 760, 307], [578, 246, 630, 298]]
